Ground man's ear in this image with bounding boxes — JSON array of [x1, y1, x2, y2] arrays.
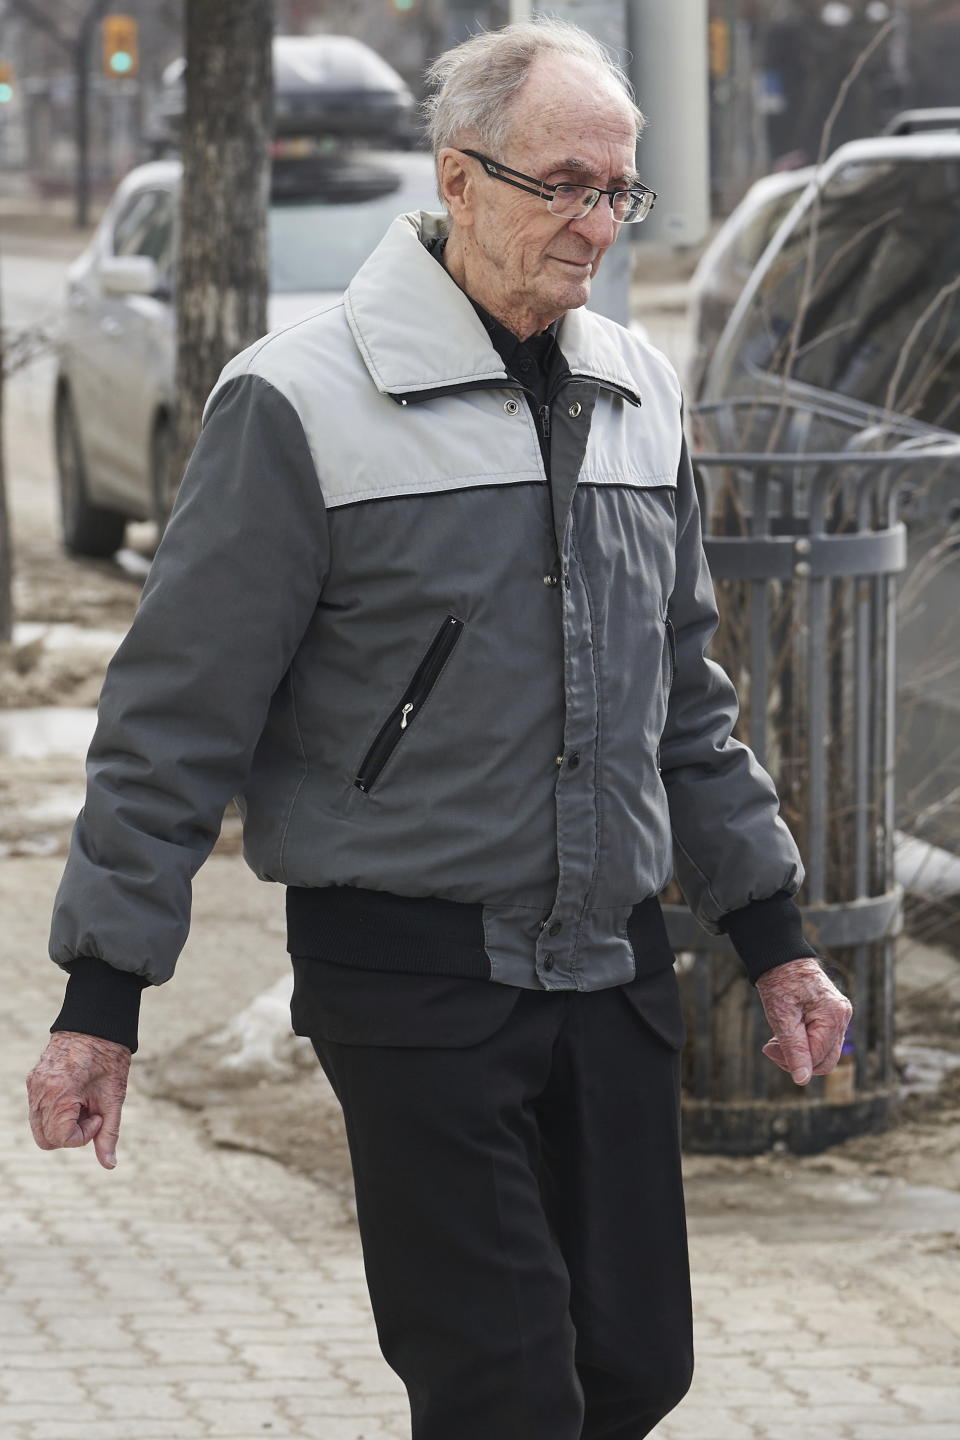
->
[[437, 148, 474, 229]]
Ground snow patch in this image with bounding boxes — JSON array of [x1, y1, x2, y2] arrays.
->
[[895, 830, 960, 901], [0, 707, 96, 759], [204, 974, 315, 1080]]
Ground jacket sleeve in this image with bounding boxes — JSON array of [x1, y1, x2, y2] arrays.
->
[[48, 373, 331, 1007], [659, 428, 818, 980]]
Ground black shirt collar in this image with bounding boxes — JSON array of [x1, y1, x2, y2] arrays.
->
[[426, 234, 560, 385], [471, 302, 559, 381]]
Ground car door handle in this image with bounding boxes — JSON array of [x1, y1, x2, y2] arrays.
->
[[99, 316, 123, 337]]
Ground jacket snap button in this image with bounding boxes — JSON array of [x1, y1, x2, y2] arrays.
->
[[543, 572, 558, 587], [543, 953, 555, 971], [548, 922, 562, 936], [504, 399, 520, 415], [568, 402, 582, 418]]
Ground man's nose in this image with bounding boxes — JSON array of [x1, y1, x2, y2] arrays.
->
[[568, 195, 619, 250]]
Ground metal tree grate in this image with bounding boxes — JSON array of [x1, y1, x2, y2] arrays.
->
[[665, 396, 960, 1153]]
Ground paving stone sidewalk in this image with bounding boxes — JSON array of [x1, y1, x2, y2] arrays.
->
[[3, 856, 960, 1440]]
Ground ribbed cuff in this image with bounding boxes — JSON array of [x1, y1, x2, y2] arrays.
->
[[718, 891, 821, 985], [50, 956, 150, 1055]]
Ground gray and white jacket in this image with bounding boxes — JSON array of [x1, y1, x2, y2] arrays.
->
[[49, 211, 810, 1014]]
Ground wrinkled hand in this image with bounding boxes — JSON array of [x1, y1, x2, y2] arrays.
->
[[26, 1031, 131, 1169], [755, 958, 853, 1087]]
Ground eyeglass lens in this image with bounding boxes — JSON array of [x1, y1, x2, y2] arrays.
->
[[547, 186, 653, 223]]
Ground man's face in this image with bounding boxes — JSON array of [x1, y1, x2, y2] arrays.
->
[[443, 53, 640, 333]]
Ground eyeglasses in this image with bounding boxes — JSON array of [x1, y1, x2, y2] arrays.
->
[[460, 148, 656, 224]]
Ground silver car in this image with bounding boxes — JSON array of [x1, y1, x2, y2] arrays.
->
[[54, 149, 440, 556]]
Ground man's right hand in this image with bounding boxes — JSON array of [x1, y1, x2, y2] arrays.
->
[[26, 1031, 131, 1170]]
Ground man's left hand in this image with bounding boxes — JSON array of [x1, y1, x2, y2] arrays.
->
[[755, 958, 853, 1087]]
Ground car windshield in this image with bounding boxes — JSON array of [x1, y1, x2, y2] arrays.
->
[[732, 185, 806, 272], [736, 157, 960, 432], [268, 163, 440, 293]]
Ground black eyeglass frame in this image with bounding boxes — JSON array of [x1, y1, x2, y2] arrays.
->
[[459, 148, 657, 223]]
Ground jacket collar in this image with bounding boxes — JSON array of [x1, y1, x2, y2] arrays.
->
[[344, 211, 642, 405]]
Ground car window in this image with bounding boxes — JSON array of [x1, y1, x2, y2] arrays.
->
[[732, 187, 804, 274], [267, 165, 439, 293], [735, 158, 960, 432], [111, 188, 176, 280]]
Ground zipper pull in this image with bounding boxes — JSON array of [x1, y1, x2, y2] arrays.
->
[[400, 702, 414, 731], [539, 403, 551, 439]]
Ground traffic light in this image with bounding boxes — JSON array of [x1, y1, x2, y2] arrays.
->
[[708, 19, 730, 80], [102, 15, 139, 78], [0, 61, 15, 104], [390, 0, 418, 12]]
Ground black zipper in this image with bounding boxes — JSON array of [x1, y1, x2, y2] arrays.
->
[[354, 615, 465, 793], [658, 616, 677, 776]]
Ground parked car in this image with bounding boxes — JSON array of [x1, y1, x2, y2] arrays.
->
[[882, 107, 960, 136], [698, 131, 960, 851], [699, 131, 960, 457], [690, 111, 960, 397], [54, 149, 440, 556]]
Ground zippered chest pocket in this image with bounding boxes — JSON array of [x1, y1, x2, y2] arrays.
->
[[354, 615, 465, 794], [665, 615, 677, 687], [657, 615, 677, 776]]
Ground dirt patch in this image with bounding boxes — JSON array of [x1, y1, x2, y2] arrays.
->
[[11, 534, 145, 642], [826, 1099, 960, 1191], [139, 1043, 357, 1215], [677, 1086, 960, 1195], [2, 515, 149, 710], [0, 637, 116, 710], [193, 1072, 354, 1212]]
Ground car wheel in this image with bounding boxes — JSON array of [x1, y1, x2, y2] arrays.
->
[[55, 388, 127, 558], [151, 417, 178, 535]]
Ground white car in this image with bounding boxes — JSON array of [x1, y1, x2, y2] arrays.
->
[[54, 149, 441, 556]]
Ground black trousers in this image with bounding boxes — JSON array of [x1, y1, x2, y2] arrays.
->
[[293, 958, 694, 1440]]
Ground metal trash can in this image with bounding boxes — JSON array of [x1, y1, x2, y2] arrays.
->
[[664, 399, 957, 1153]]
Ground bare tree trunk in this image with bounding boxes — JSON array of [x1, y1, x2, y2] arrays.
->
[[75, 1, 111, 229], [174, 0, 273, 490], [0, 278, 12, 647]]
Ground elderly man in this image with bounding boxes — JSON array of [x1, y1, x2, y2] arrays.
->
[[28, 19, 851, 1440]]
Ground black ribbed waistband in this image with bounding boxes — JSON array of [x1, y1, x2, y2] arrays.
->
[[286, 885, 673, 980]]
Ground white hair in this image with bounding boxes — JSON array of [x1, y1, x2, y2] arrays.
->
[[422, 16, 645, 163]]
